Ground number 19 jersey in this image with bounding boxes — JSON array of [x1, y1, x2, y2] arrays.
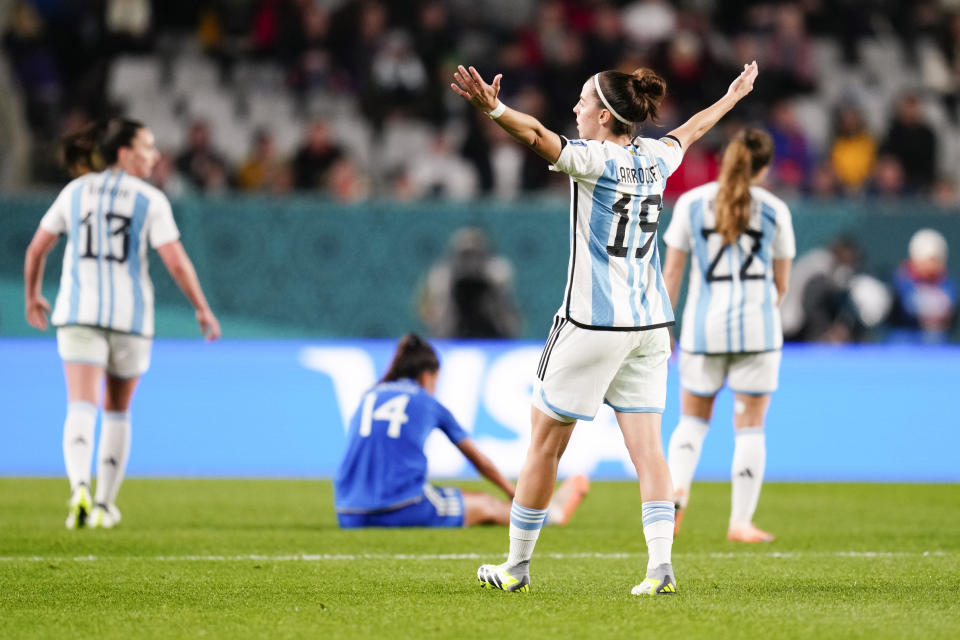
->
[[663, 182, 796, 354], [551, 135, 684, 330], [40, 170, 180, 337]]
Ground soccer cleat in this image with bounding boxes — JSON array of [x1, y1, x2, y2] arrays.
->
[[631, 563, 678, 596], [89, 503, 122, 529], [727, 523, 774, 543], [477, 563, 531, 593], [547, 474, 590, 526], [65, 483, 92, 530]]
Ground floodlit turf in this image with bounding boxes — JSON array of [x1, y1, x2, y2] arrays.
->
[[1, 479, 958, 639]]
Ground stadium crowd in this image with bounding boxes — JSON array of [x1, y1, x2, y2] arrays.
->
[[3, 0, 960, 205]]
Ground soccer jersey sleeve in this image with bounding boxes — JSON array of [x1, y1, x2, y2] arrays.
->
[[551, 138, 607, 181], [147, 193, 181, 248], [644, 135, 684, 177], [38, 184, 73, 235], [772, 202, 796, 259], [662, 193, 693, 251], [433, 401, 469, 445]]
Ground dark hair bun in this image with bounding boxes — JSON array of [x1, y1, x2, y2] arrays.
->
[[632, 68, 667, 103]]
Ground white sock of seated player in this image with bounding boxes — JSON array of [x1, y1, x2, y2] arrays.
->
[[95, 411, 131, 507], [642, 501, 675, 571], [505, 501, 548, 571], [63, 401, 97, 491], [667, 415, 709, 507], [730, 426, 766, 528]]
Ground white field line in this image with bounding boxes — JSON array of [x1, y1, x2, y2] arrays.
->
[[0, 551, 949, 563]]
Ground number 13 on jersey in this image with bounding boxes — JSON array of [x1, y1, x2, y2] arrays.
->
[[358, 393, 410, 438]]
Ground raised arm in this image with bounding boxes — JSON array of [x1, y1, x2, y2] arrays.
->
[[668, 61, 759, 151], [23, 228, 60, 331], [155, 240, 221, 341], [457, 437, 516, 499], [451, 65, 563, 164]]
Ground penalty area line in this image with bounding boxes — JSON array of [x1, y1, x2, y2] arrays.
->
[[0, 550, 949, 563]]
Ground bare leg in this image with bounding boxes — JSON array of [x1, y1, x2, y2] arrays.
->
[[616, 411, 671, 501], [514, 406, 577, 510], [64, 362, 104, 404], [667, 391, 716, 529], [103, 375, 139, 411], [463, 491, 511, 526]]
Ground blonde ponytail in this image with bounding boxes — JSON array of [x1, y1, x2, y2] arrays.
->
[[714, 129, 774, 245]]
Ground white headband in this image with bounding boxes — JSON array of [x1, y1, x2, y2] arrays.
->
[[593, 74, 631, 126]]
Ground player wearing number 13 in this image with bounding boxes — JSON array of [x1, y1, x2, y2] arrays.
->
[[23, 118, 220, 530], [451, 60, 759, 595]]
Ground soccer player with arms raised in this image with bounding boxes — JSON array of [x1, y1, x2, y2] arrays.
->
[[24, 119, 220, 529], [451, 61, 758, 595]]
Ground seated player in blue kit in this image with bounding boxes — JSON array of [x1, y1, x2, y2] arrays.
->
[[334, 334, 588, 528]]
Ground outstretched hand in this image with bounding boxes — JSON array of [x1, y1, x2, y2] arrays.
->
[[450, 65, 502, 112], [726, 60, 758, 102]]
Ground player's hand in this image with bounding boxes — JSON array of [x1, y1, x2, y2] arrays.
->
[[450, 65, 501, 113], [196, 307, 221, 342], [25, 296, 51, 331], [725, 60, 758, 102]]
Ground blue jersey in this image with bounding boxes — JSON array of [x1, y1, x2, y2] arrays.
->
[[334, 379, 469, 513]]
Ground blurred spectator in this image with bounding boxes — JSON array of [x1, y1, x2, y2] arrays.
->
[[763, 3, 815, 100], [829, 104, 877, 194], [292, 120, 344, 191], [767, 100, 814, 193], [325, 157, 368, 203], [175, 120, 230, 192], [622, 0, 676, 49], [782, 236, 892, 343], [235, 128, 287, 193], [419, 227, 521, 338], [407, 133, 478, 200], [3, 1, 61, 134], [880, 94, 937, 194], [869, 154, 907, 199], [889, 229, 957, 344]]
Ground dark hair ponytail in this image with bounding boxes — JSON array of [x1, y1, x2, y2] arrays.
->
[[595, 68, 667, 136], [714, 128, 774, 245], [381, 333, 440, 383], [61, 118, 144, 177]]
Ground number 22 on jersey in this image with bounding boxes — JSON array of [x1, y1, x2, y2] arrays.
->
[[358, 393, 410, 438]]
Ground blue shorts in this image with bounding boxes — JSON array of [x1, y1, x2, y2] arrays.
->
[[336, 486, 465, 529]]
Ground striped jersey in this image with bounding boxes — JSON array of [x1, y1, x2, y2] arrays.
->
[[334, 379, 469, 513], [39, 169, 180, 337], [551, 135, 684, 330], [663, 181, 796, 354]]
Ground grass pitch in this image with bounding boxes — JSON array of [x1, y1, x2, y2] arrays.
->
[[1, 479, 958, 639]]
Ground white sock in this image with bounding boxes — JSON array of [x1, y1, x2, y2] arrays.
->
[[505, 501, 547, 570], [642, 501, 675, 572], [95, 410, 131, 506], [730, 426, 766, 528], [63, 401, 97, 491], [667, 415, 709, 507]]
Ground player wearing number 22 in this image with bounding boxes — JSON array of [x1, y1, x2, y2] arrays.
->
[[451, 59, 759, 595], [661, 129, 795, 543], [334, 334, 588, 529], [23, 119, 220, 530]]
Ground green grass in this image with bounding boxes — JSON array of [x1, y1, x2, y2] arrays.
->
[[1, 479, 958, 639]]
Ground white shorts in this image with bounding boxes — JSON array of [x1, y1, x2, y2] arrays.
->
[[679, 350, 782, 397], [57, 325, 152, 379], [532, 317, 671, 422]]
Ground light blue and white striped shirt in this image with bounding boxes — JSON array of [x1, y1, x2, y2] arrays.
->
[[551, 135, 684, 330], [663, 182, 796, 354], [40, 170, 180, 337]]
